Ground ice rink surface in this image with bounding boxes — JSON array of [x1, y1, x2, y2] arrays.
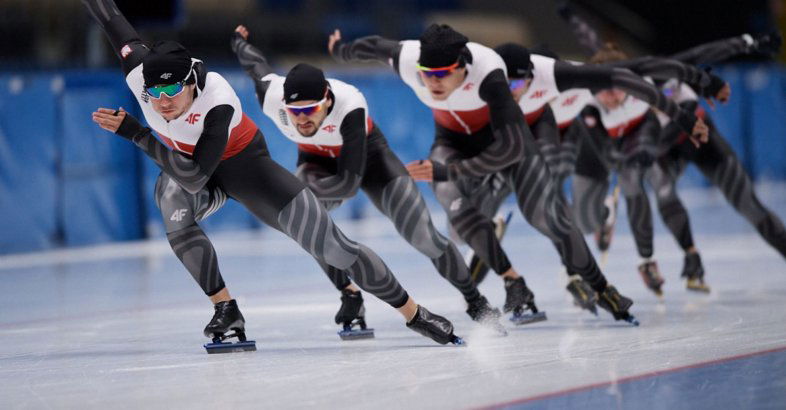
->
[[2, 185, 785, 409]]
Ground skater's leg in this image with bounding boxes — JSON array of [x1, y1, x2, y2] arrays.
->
[[370, 173, 480, 302], [571, 127, 612, 234], [618, 163, 654, 259], [693, 123, 786, 258], [649, 157, 695, 252], [155, 172, 228, 298], [503, 147, 608, 293], [431, 145, 515, 279], [217, 152, 413, 315], [294, 159, 354, 291]]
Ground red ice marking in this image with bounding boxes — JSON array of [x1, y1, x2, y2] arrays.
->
[[476, 344, 786, 410]]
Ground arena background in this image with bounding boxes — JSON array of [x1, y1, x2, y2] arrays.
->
[[1, 0, 784, 254]]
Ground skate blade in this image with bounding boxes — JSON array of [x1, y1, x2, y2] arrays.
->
[[204, 340, 257, 354], [451, 335, 466, 346], [686, 281, 711, 293], [622, 315, 640, 327], [509, 311, 547, 325], [338, 328, 375, 341]]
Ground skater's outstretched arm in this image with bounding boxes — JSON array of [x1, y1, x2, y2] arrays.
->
[[670, 33, 782, 65], [92, 107, 230, 195], [556, 1, 603, 55], [436, 69, 531, 180], [81, 0, 147, 74], [304, 108, 367, 201], [553, 62, 706, 142], [600, 57, 724, 100], [328, 30, 403, 75], [230, 25, 275, 107]]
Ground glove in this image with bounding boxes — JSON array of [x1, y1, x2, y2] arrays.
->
[[699, 68, 726, 99], [115, 111, 146, 142], [752, 32, 782, 54]]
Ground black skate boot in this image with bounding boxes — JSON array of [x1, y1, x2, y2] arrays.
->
[[682, 252, 710, 293], [566, 275, 598, 316], [407, 306, 464, 345], [504, 277, 547, 325], [638, 260, 665, 297], [335, 289, 374, 340], [203, 299, 256, 353], [466, 295, 507, 336], [468, 212, 513, 285], [597, 286, 639, 326]]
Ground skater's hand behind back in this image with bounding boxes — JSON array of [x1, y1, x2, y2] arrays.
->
[[235, 25, 249, 41], [328, 29, 342, 55], [689, 117, 709, 148], [406, 159, 434, 182]]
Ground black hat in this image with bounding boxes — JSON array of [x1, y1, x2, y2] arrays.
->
[[142, 41, 194, 87], [418, 24, 469, 68], [494, 43, 534, 79], [283, 63, 328, 103]]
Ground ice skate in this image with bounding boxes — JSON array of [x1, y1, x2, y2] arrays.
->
[[638, 260, 665, 297], [566, 275, 598, 315], [682, 252, 710, 293], [467, 212, 513, 284], [504, 277, 547, 325], [466, 295, 507, 336], [597, 286, 639, 326], [596, 186, 619, 267], [407, 305, 465, 345], [335, 289, 374, 340], [203, 299, 256, 354]]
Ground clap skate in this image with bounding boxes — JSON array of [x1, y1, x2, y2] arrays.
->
[[335, 289, 374, 340], [638, 260, 665, 297], [682, 253, 710, 293], [566, 275, 598, 315], [467, 212, 513, 284], [504, 277, 547, 325], [466, 295, 507, 336], [203, 299, 257, 354], [597, 286, 639, 326], [407, 305, 465, 345]]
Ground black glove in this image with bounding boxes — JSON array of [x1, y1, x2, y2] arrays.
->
[[432, 161, 449, 182], [753, 32, 782, 55], [699, 68, 726, 99], [115, 111, 146, 142]]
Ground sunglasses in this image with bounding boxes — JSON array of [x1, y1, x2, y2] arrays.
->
[[417, 61, 460, 78], [284, 91, 329, 116], [509, 79, 527, 91], [146, 63, 195, 99]]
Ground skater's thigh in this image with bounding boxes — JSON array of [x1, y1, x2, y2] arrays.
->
[[361, 142, 409, 209], [214, 154, 306, 229]]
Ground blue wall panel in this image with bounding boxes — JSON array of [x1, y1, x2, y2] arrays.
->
[[0, 75, 59, 253], [60, 85, 144, 246]]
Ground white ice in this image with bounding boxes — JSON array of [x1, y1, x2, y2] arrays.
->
[[1, 184, 785, 409]]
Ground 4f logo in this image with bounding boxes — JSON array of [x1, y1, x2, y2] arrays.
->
[[322, 124, 336, 133], [185, 113, 201, 124], [463, 83, 475, 91], [170, 209, 188, 222], [529, 89, 547, 99], [561, 95, 579, 106]]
